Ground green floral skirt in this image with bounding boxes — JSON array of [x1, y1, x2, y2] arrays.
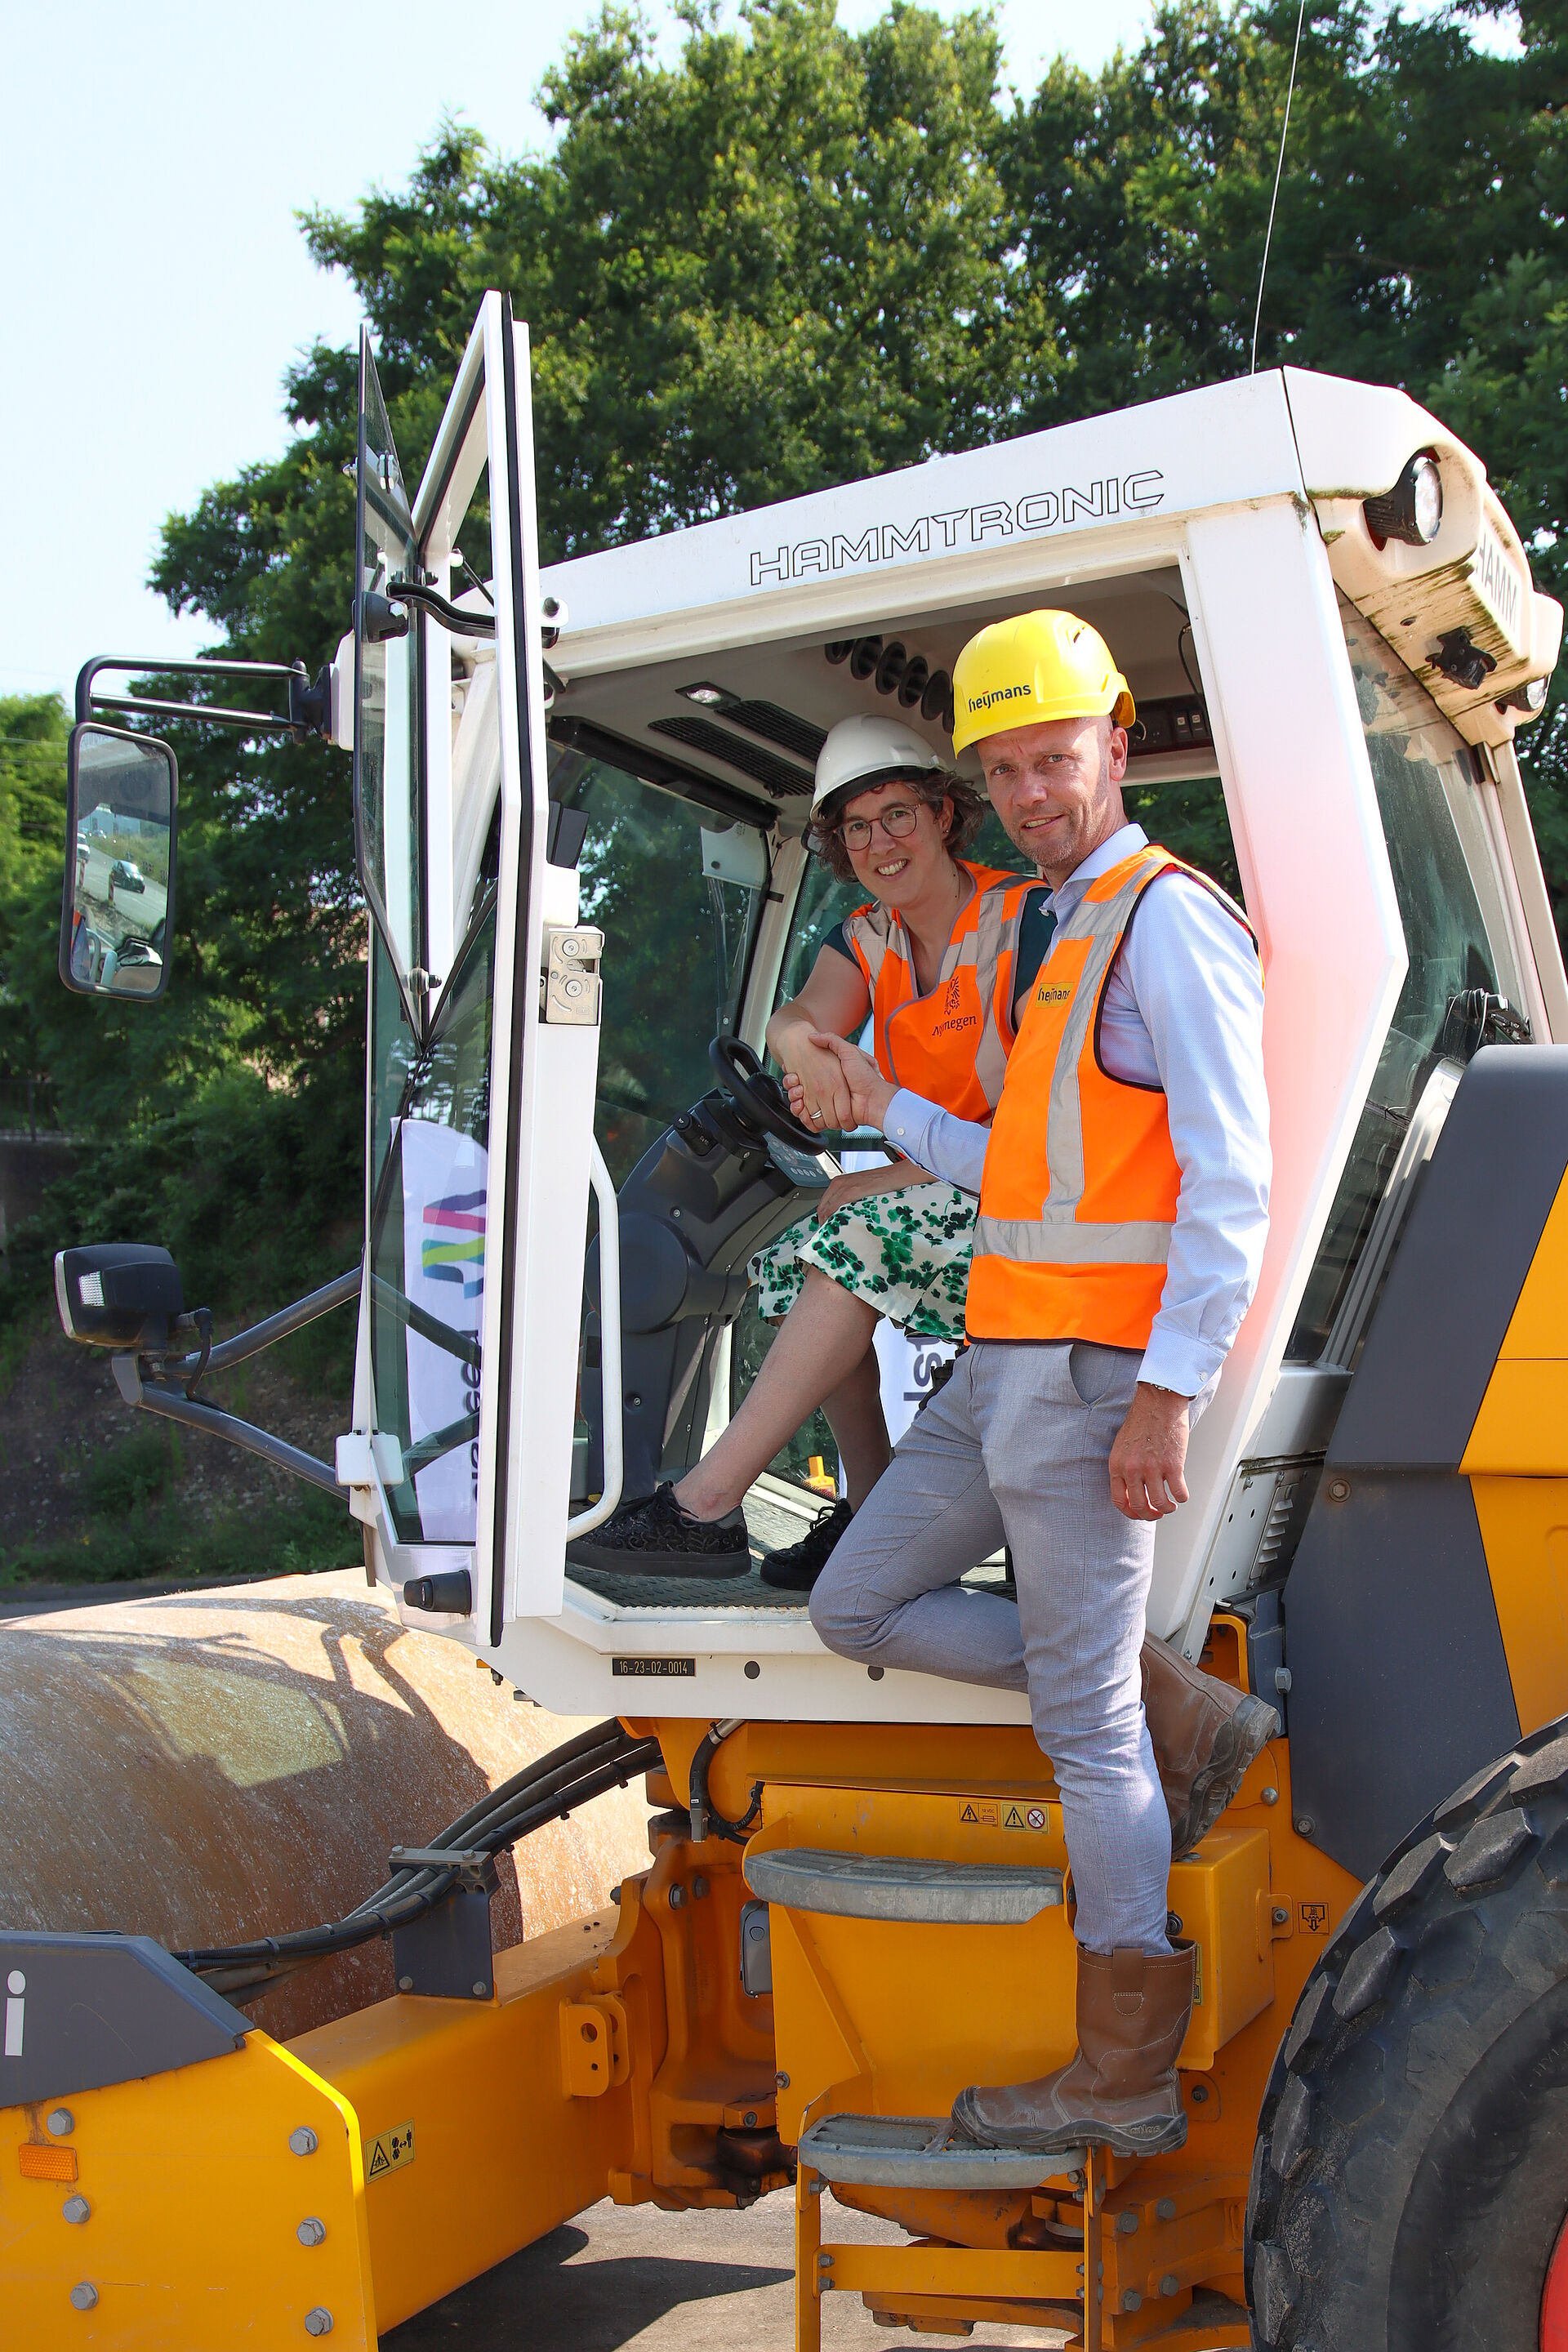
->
[[748, 1180, 974, 1343]]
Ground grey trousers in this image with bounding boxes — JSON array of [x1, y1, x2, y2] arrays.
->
[[808, 1339, 1171, 1956]]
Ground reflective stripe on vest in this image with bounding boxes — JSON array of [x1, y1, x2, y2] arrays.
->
[[845, 862, 1036, 1122], [967, 844, 1256, 1348]]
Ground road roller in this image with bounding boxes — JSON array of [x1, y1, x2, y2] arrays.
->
[[6, 294, 1568, 2350]]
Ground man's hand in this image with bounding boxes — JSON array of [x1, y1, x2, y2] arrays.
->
[[802, 1031, 898, 1129], [776, 1027, 857, 1130], [1109, 1383, 1192, 1521]]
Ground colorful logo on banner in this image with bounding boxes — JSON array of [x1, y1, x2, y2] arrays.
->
[[421, 1192, 486, 1298]]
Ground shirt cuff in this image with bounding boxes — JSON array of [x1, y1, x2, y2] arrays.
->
[[1136, 1328, 1225, 1399], [884, 1088, 936, 1147]]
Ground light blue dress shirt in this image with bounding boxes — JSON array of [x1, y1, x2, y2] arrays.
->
[[883, 823, 1271, 1396]]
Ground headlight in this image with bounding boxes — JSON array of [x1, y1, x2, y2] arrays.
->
[[1364, 452, 1444, 549]]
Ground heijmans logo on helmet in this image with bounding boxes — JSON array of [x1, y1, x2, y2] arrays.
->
[[964, 683, 1031, 717]]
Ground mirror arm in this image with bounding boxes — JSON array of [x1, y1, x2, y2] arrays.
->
[[112, 1356, 343, 1498], [180, 1307, 213, 1399], [88, 693, 304, 733], [75, 657, 332, 742], [367, 1272, 481, 1368], [385, 581, 497, 639], [162, 1263, 363, 1388]]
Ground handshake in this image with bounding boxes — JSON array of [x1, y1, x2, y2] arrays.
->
[[782, 1031, 898, 1134]]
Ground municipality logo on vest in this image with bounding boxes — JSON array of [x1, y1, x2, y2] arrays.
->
[[422, 1191, 486, 1297]]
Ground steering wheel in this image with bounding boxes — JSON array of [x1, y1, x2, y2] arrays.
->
[[708, 1036, 826, 1152]]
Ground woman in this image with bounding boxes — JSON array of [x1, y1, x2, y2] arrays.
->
[[567, 711, 1052, 1587]]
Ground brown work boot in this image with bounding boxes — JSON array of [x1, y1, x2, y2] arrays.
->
[[951, 1944, 1196, 2158], [1142, 1635, 1278, 1860]]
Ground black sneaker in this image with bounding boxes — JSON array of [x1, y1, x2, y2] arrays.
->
[[760, 1497, 853, 1592], [566, 1483, 751, 1579]]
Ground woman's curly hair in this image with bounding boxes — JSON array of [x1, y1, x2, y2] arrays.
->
[[806, 770, 988, 884]]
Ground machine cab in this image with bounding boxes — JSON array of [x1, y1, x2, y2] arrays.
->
[[345, 296, 1564, 1722]]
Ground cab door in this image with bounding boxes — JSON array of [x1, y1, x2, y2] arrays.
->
[[353, 293, 604, 1649]]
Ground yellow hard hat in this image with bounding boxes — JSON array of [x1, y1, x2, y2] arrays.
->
[[951, 609, 1135, 755]]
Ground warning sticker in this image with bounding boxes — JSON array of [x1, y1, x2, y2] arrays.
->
[[366, 2121, 416, 2180], [959, 1802, 1000, 1828], [1027, 1807, 1047, 1830]]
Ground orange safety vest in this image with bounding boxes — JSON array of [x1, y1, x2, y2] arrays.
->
[[967, 844, 1258, 1348], [844, 862, 1037, 1123]]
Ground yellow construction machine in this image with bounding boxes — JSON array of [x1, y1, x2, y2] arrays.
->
[[6, 296, 1568, 2350]]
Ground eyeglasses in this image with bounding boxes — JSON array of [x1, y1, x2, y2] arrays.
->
[[839, 803, 920, 851]]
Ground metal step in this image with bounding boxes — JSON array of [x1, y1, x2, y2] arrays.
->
[[742, 1847, 1063, 1925], [799, 2112, 1085, 2190]]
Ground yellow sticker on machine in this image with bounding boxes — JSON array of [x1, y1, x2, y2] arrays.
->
[[959, 1801, 1000, 1828], [366, 2120, 416, 2180]]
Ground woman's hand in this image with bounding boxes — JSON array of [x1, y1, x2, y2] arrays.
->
[[814, 1160, 935, 1222], [775, 1025, 856, 1130], [805, 1031, 897, 1131]]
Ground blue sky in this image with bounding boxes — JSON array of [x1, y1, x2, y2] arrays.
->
[[1, 2, 1521, 703]]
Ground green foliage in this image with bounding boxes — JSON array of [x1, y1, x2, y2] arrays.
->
[[0, 693, 70, 1084], [0, 1482, 359, 1590], [301, 4, 1025, 555], [4, 0, 1566, 1392], [87, 1428, 172, 1517]]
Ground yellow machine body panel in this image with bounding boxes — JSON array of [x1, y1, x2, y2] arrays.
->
[[1463, 1164, 1568, 1732], [1, 2033, 376, 2349], [0, 1703, 1363, 2349], [292, 1913, 630, 2332]]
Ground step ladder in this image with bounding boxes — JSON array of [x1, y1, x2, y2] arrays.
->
[[743, 1846, 1064, 1926], [746, 1846, 1249, 2349]]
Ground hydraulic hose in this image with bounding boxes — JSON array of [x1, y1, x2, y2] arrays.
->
[[176, 1719, 662, 1998], [688, 1719, 762, 1846], [343, 1715, 636, 1921]]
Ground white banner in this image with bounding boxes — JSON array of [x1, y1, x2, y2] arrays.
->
[[398, 1116, 488, 1542]]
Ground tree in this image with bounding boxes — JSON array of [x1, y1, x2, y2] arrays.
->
[[12, 0, 1567, 1338], [998, 0, 1568, 919]]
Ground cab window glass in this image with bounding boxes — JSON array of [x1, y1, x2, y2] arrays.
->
[[549, 744, 767, 1183], [1287, 596, 1522, 1360]]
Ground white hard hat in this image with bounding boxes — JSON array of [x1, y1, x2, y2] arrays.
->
[[812, 713, 947, 817]]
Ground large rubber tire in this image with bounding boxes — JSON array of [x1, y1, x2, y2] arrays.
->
[[1246, 1714, 1568, 2351]]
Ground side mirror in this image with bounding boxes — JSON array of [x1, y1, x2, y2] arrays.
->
[[55, 1245, 184, 1350], [60, 723, 177, 1000]]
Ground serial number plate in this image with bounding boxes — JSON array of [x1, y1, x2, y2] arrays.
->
[[612, 1656, 696, 1677]]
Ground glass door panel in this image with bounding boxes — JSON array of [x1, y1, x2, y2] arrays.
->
[[354, 330, 424, 1017]]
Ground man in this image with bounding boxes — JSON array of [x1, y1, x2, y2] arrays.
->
[[807, 608, 1273, 2158]]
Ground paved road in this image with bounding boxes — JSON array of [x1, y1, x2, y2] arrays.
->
[[384, 2189, 1071, 2349]]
